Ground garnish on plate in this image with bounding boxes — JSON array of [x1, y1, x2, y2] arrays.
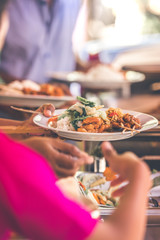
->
[[48, 96, 142, 133]]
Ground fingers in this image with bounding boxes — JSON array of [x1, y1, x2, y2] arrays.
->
[[79, 196, 98, 212], [111, 176, 125, 187], [39, 103, 55, 117], [32, 137, 93, 177], [54, 164, 79, 178], [54, 150, 93, 170], [42, 146, 79, 178], [101, 142, 117, 163], [122, 151, 139, 161], [46, 139, 93, 177], [102, 142, 138, 164], [55, 140, 81, 156], [52, 139, 93, 165], [27, 104, 55, 124], [101, 142, 119, 172], [54, 152, 79, 169], [111, 185, 128, 198], [110, 176, 128, 197], [24, 137, 92, 178]]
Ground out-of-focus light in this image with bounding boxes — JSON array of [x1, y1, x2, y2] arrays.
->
[[101, 0, 117, 9], [101, 0, 144, 43], [148, 0, 160, 15], [91, 210, 100, 219]]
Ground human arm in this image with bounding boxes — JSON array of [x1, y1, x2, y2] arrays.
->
[[0, 118, 21, 126], [0, 133, 151, 240], [72, 0, 89, 62], [0, 103, 94, 178], [0, 103, 55, 126], [22, 140, 151, 240], [86, 142, 151, 240], [72, 0, 100, 71], [56, 177, 97, 212], [0, 103, 55, 138], [0, 10, 9, 50], [22, 137, 93, 178], [0, 132, 97, 240]]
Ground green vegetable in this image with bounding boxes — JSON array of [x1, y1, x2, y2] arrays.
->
[[85, 189, 88, 195], [73, 111, 80, 118], [152, 169, 158, 174], [151, 169, 160, 188], [66, 109, 80, 119], [152, 176, 160, 188], [77, 96, 96, 107], [108, 197, 118, 207], [59, 96, 96, 130], [66, 109, 74, 114], [71, 120, 79, 130], [58, 113, 68, 120], [73, 116, 89, 121], [82, 107, 87, 116], [71, 116, 89, 130]]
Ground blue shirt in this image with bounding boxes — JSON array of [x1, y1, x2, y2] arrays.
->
[[0, 0, 81, 83]]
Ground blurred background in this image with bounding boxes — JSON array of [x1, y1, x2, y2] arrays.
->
[[0, 0, 160, 163], [71, 0, 160, 166]]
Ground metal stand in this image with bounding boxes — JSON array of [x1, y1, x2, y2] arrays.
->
[[94, 157, 106, 173], [83, 141, 106, 173]]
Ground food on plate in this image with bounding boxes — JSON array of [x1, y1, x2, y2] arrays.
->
[[78, 173, 105, 189], [103, 167, 117, 181], [90, 189, 116, 206], [77, 168, 118, 207], [0, 80, 71, 96], [67, 64, 125, 82], [90, 177, 106, 188], [77, 168, 160, 208], [8, 80, 41, 92], [48, 96, 142, 133], [23, 83, 71, 96]]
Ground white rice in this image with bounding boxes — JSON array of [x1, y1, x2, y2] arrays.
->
[[57, 116, 75, 131]]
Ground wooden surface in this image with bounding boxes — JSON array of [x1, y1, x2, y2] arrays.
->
[[117, 94, 160, 116]]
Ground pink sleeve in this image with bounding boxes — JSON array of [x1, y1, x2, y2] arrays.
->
[[0, 133, 97, 240]]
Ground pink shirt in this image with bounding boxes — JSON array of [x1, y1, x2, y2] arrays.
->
[[0, 133, 97, 240]]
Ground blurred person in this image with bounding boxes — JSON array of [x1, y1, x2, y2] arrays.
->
[[0, 1, 9, 50], [0, 1, 92, 180], [0, 0, 88, 84], [0, 0, 87, 119], [0, 133, 151, 240], [0, 3, 152, 240], [0, 103, 93, 178]]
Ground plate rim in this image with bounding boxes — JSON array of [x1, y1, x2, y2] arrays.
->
[[0, 93, 76, 101], [33, 108, 158, 140], [48, 70, 145, 85]]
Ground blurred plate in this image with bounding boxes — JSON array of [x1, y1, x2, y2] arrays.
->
[[33, 109, 158, 141], [76, 172, 111, 191], [0, 94, 75, 108], [75, 172, 115, 208], [150, 186, 160, 197], [149, 172, 160, 197], [48, 71, 145, 90]]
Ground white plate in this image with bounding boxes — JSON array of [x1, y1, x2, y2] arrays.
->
[[149, 186, 160, 197], [75, 172, 114, 208], [0, 94, 75, 108], [149, 172, 160, 197], [76, 172, 111, 191], [33, 109, 158, 141], [48, 71, 145, 89]]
